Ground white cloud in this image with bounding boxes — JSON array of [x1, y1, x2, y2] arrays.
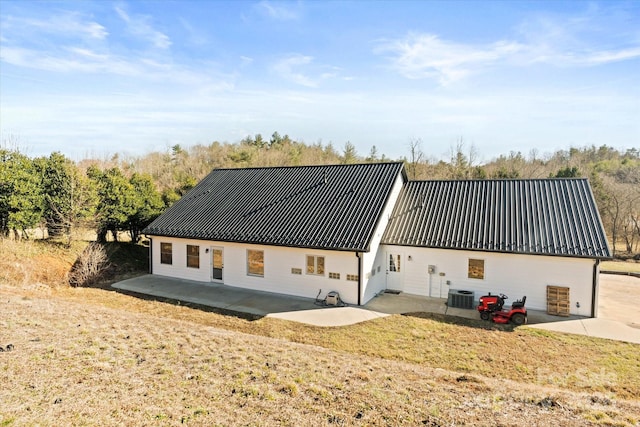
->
[[1, 45, 138, 75], [256, 1, 299, 21], [114, 5, 171, 49], [272, 54, 318, 87], [240, 56, 254, 66], [0, 44, 235, 90], [514, 10, 640, 67], [1, 12, 108, 40], [179, 17, 208, 46], [376, 33, 523, 84], [271, 55, 345, 88], [583, 48, 640, 65], [377, 8, 640, 85]]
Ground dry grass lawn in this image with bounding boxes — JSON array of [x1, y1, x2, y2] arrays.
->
[[600, 260, 640, 274], [1, 240, 639, 425], [1, 284, 639, 426]]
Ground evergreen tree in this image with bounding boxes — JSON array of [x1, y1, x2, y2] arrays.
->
[[127, 173, 164, 243], [41, 152, 74, 238], [0, 149, 43, 239], [88, 166, 137, 242]]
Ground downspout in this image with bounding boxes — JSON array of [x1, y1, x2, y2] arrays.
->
[[148, 237, 153, 274], [591, 259, 600, 318], [356, 252, 362, 306]]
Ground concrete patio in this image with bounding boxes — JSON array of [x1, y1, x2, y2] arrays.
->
[[111, 274, 640, 344]]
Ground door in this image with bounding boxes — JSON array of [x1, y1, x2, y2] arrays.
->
[[429, 274, 442, 298], [386, 252, 404, 291], [211, 247, 223, 282]]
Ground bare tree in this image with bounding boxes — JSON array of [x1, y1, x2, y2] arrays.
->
[[407, 138, 425, 179], [68, 243, 111, 287]]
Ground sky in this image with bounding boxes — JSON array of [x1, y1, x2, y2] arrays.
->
[[0, 0, 639, 162]]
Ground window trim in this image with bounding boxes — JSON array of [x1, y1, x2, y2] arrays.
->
[[186, 244, 200, 269], [389, 254, 401, 272], [247, 249, 265, 277], [468, 258, 485, 280], [160, 242, 173, 265], [306, 255, 325, 276]]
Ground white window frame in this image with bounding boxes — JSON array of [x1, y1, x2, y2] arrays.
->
[[247, 249, 264, 277], [306, 255, 325, 276], [186, 244, 200, 269], [468, 258, 485, 280]]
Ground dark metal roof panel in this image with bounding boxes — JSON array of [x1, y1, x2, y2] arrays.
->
[[382, 179, 611, 259], [144, 162, 405, 251]]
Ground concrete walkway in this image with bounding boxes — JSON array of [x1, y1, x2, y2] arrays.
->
[[111, 274, 640, 344], [527, 318, 640, 344]]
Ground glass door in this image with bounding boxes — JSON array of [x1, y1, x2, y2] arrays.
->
[[212, 247, 223, 281]]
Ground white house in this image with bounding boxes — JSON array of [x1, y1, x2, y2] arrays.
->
[[143, 163, 611, 317], [144, 163, 406, 306], [374, 179, 610, 316]]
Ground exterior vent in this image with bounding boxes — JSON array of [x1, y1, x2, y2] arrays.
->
[[448, 289, 475, 309]]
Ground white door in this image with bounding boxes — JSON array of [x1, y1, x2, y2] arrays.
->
[[211, 247, 224, 282], [429, 273, 442, 298], [386, 252, 404, 291]]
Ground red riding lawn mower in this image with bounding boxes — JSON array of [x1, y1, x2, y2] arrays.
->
[[477, 293, 527, 325]]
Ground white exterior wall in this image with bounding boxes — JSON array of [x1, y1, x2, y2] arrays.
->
[[360, 173, 406, 304], [150, 237, 361, 304], [378, 245, 595, 316]]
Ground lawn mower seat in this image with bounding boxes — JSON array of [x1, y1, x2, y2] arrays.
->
[[512, 296, 526, 308]]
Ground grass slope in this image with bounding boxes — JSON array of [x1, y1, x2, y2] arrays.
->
[[1, 240, 639, 425], [2, 288, 639, 426]]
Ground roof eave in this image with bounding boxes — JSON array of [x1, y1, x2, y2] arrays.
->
[[380, 242, 612, 260]]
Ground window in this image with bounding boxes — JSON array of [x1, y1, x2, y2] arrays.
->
[[329, 272, 340, 280], [291, 268, 302, 275], [468, 259, 485, 280], [347, 274, 359, 282], [306, 255, 325, 275], [247, 250, 264, 277], [389, 254, 401, 272], [160, 243, 172, 265], [187, 245, 200, 269]]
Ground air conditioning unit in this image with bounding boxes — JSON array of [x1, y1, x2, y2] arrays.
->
[[325, 291, 341, 306], [448, 290, 475, 309]]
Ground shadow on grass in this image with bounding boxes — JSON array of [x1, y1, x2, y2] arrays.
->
[[108, 287, 264, 322], [402, 311, 519, 332]]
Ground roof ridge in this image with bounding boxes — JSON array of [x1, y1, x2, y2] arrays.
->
[[408, 177, 588, 183], [211, 161, 403, 172]]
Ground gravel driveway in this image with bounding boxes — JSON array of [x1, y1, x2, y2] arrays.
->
[[599, 273, 640, 329]]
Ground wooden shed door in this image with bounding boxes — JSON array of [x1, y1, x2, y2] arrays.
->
[[547, 286, 570, 316]]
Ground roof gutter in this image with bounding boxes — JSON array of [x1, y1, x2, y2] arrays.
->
[[591, 259, 600, 318], [356, 252, 362, 306]]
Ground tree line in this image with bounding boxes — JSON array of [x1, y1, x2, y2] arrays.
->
[[0, 150, 163, 245], [1, 134, 638, 256]]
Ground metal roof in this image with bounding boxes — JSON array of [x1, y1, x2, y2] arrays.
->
[[382, 179, 611, 259], [144, 162, 406, 252]]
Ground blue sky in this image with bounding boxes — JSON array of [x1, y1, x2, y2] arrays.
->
[[1, 1, 638, 162]]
